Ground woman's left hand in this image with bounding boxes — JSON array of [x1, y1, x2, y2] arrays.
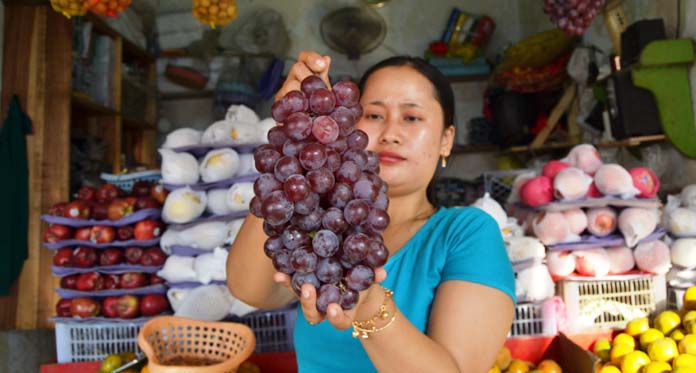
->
[[272, 269, 387, 329]]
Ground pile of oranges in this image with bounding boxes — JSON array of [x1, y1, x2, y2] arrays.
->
[[192, 0, 238, 28], [489, 347, 562, 373]]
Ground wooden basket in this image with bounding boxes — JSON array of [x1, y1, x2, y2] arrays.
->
[[138, 316, 256, 373]]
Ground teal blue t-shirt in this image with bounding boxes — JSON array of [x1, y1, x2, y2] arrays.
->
[[293, 207, 516, 372]]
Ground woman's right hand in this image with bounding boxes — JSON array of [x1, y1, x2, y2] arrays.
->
[[275, 51, 332, 101]]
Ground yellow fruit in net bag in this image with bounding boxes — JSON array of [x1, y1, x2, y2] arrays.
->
[[84, 0, 132, 17], [192, 0, 238, 28], [50, 0, 87, 18]]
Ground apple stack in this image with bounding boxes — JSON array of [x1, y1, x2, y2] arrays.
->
[[44, 181, 172, 321], [506, 144, 668, 280]]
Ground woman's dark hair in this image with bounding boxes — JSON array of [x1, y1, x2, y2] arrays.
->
[[358, 56, 456, 206]]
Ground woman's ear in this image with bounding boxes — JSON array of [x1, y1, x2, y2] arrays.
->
[[440, 125, 456, 157]]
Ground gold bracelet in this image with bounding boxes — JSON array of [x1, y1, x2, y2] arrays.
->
[[351, 286, 396, 339]]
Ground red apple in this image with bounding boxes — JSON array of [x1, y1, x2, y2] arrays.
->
[[629, 167, 660, 198], [72, 246, 98, 268], [76, 272, 104, 291], [96, 184, 122, 203], [64, 200, 91, 220], [108, 198, 135, 221], [131, 180, 153, 198], [140, 294, 169, 316], [120, 272, 149, 289], [74, 227, 92, 241], [77, 186, 97, 202], [103, 274, 120, 289], [60, 274, 79, 289], [124, 247, 144, 264], [117, 294, 140, 319], [149, 274, 166, 285], [101, 296, 120, 318], [117, 226, 134, 241], [99, 248, 124, 266], [140, 247, 167, 266], [134, 220, 162, 241], [49, 203, 67, 217], [70, 297, 100, 318], [91, 203, 109, 220], [150, 184, 168, 205], [44, 225, 72, 243], [90, 225, 116, 244], [53, 248, 73, 267], [135, 197, 160, 211], [56, 299, 73, 317]]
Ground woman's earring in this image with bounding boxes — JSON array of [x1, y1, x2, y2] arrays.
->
[[440, 155, 447, 168]]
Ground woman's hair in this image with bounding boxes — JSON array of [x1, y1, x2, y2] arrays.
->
[[358, 56, 456, 206]]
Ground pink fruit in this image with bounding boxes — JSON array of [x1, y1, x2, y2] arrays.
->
[[562, 144, 603, 174], [574, 248, 610, 277], [562, 208, 587, 235], [547, 251, 576, 277], [594, 164, 639, 199], [520, 176, 554, 207], [629, 167, 660, 198], [586, 207, 617, 237], [618, 208, 658, 247], [606, 246, 635, 275], [542, 160, 571, 179], [634, 240, 671, 274], [532, 211, 571, 246], [554, 167, 592, 201]]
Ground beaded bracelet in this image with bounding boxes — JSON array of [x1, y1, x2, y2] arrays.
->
[[351, 286, 397, 339]]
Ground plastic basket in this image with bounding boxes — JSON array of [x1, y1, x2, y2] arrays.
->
[[509, 301, 559, 337], [233, 304, 297, 353], [138, 316, 255, 373], [558, 274, 666, 332], [100, 170, 162, 193], [482, 169, 533, 205], [55, 320, 145, 363]]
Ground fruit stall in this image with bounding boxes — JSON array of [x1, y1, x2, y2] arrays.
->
[[3, 0, 696, 373]]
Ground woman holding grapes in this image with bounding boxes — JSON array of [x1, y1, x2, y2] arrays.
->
[[227, 51, 515, 373]]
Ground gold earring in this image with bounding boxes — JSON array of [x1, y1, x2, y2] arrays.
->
[[440, 155, 447, 168]]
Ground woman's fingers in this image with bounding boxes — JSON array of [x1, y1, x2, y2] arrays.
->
[[275, 51, 332, 101], [374, 267, 387, 283], [326, 303, 352, 330], [273, 272, 292, 290], [299, 283, 325, 325]]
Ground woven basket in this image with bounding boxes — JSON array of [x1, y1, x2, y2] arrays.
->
[[138, 316, 256, 373]]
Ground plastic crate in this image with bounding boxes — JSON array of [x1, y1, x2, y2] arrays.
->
[[482, 169, 533, 205], [667, 285, 687, 310], [234, 304, 297, 353], [100, 170, 161, 193], [55, 320, 145, 363], [509, 301, 559, 337], [558, 274, 666, 332]]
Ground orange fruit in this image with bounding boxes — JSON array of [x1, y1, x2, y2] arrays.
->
[[506, 359, 532, 373], [536, 359, 562, 373], [495, 346, 512, 370]]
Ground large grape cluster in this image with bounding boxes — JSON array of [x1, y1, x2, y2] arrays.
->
[[543, 0, 606, 36], [252, 76, 390, 313]]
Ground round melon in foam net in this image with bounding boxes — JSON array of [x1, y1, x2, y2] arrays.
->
[[516, 264, 556, 302], [666, 208, 696, 237], [162, 187, 207, 224], [634, 240, 671, 274], [586, 207, 617, 237], [532, 211, 578, 245], [606, 246, 635, 274], [225, 104, 260, 124], [225, 182, 255, 211], [199, 148, 240, 183], [618, 207, 659, 247], [207, 188, 233, 216], [505, 236, 545, 262], [574, 248, 611, 277], [257, 117, 277, 144], [563, 208, 587, 235], [160, 149, 199, 185], [162, 128, 202, 149], [471, 193, 507, 229], [177, 221, 229, 250], [670, 238, 696, 268], [594, 164, 640, 199], [554, 167, 593, 201], [562, 144, 603, 174], [681, 185, 696, 208], [547, 251, 577, 277]]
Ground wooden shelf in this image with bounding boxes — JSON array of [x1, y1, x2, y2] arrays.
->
[[84, 13, 154, 64], [506, 134, 667, 153], [123, 116, 155, 129], [71, 92, 119, 116]]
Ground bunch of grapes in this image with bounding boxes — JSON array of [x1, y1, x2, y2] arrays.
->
[[251, 76, 390, 314], [543, 0, 606, 36]]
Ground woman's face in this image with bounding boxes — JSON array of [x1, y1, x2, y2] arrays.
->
[[356, 65, 454, 198]]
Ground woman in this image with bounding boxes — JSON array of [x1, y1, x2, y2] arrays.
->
[[227, 51, 515, 373]]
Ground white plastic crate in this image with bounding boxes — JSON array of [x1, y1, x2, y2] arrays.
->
[[667, 285, 687, 310], [558, 274, 666, 332], [509, 301, 559, 337], [55, 321, 144, 363]]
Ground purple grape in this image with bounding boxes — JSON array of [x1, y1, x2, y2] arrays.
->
[[316, 284, 341, 314], [327, 182, 353, 208], [332, 80, 360, 107], [340, 288, 359, 310], [290, 247, 318, 274], [345, 264, 374, 291], [330, 106, 357, 137], [344, 199, 370, 226], [301, 75, 327, 97], [367, 208, 390, 233], [312, 116, 340, 144], [342, 149, 368, 170], [254, 145, 281, 174], [254, 173, 282, 199], [250, 196, 263, 218], [283, 112, 313, 141], [364, 171, 386, 191], [274, 156, 302, 182], [326, 136, 347, 154], [263, 221, 287, 236], [306, 167, 335, 194], [316, 257, 343, 284], [284, 90, 309, 114], [272, 250, 294, 274], [365, 151, 380, 173], [322, 207, 349, 234], [282, 139, 305, 157], [295, 208, 323, 231], [309, 88, 336, 115], [261, 190, 294, 226], [325, 149, 342, 172], [281, 227, 311, 250], [291, 272, 320, 296], [294, 192, 319, 215], [267, 126, 288, 148], [283, 174, 311, 202], [298, 142, 327, 171], [263, 235, 285, 259], [312, 229, 340, 257], [374, 191, 389, 210], [336, 161, 361, 185], [271, 99, 292, 123], [342, 233, 370, 264], [366, 240, 388, 268], [347, 130, 369, 150], [353, 179, 379, 202], [347, 104, 363, 122]]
